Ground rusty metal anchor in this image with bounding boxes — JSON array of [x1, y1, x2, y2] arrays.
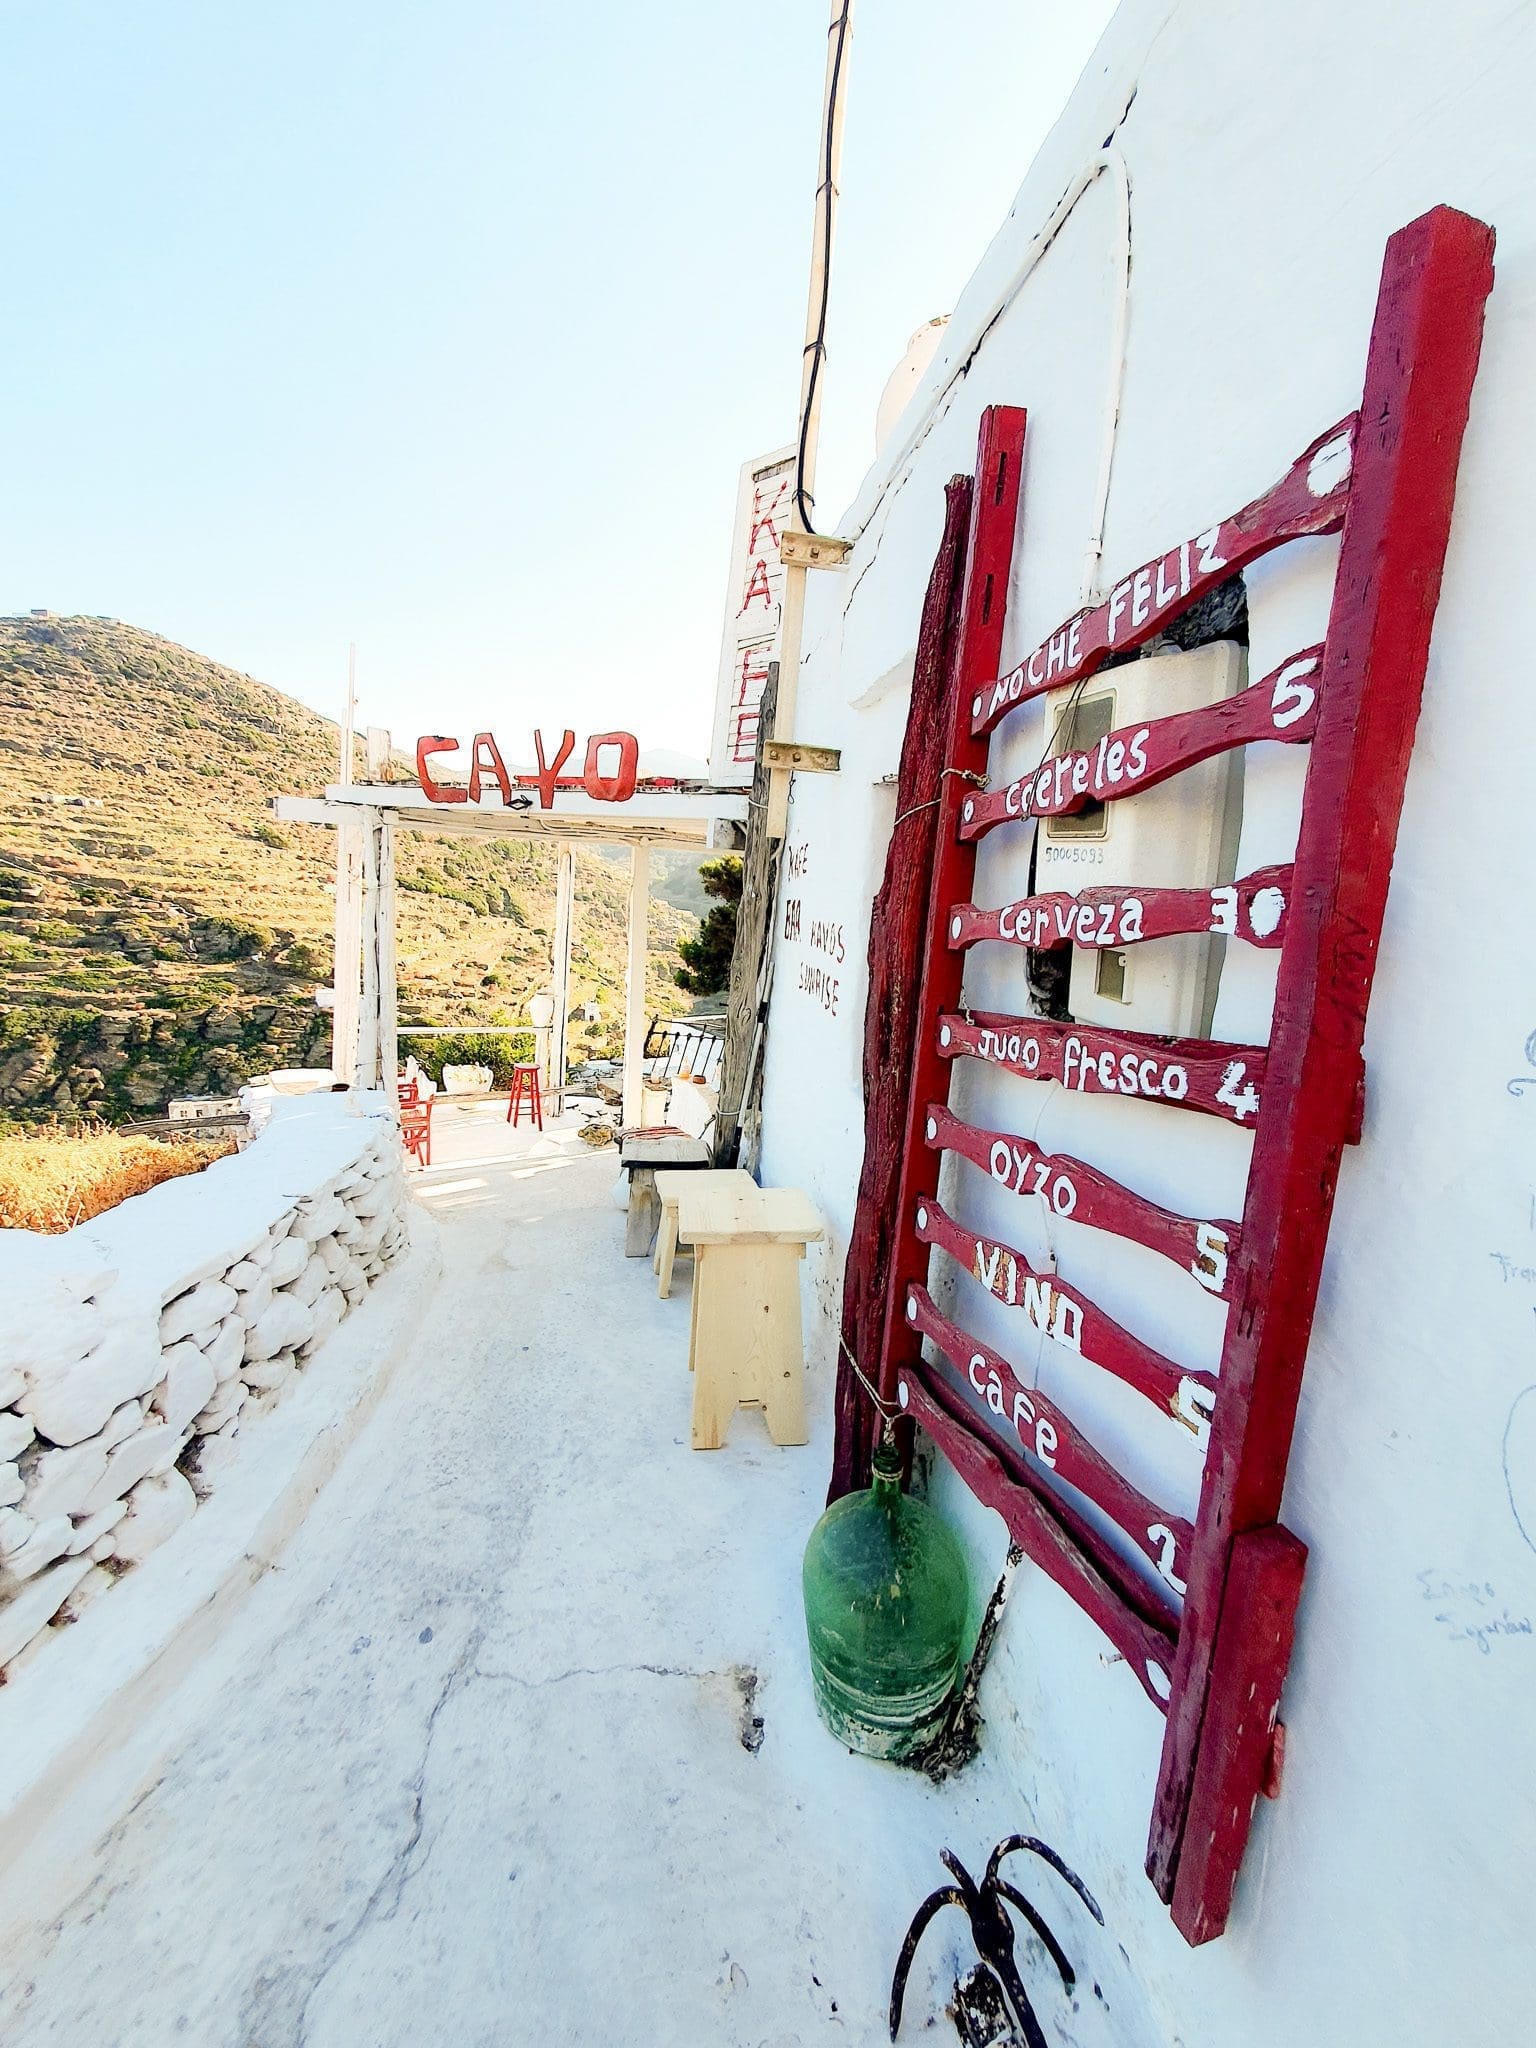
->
[[888, 1834, 1103, 2044]]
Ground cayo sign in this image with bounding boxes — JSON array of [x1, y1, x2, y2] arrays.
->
[[413, 729, 641, 808]]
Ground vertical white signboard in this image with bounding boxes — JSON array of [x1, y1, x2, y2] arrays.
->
[[709, 446, 795, 786]]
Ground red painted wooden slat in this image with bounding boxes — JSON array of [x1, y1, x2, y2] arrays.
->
[[1167, 1527, 1307, 1944], [938, 1010, 1268, 1127], [916, 1196, 1217, 1441], [1146, 204, 1496, 1934], [907, 1286, 1195, 1595], [929, 1102, 1240, 1298], [948, 864, 1293, 955], [972, 422, 1356, 735], [898, 1366, 1178, 1712], [876, 407, 1029, 1411], [960, 648, 1322, 841]]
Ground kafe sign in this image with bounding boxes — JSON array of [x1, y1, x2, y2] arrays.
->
[[414, 729, 640, 808]]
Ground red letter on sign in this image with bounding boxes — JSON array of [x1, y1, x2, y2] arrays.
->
[[582, 732, 639, 803], [739, 559, 774, 613], [530, 727, 576, 808], [416, 735, 467, 803], [467, 732, 513, 805]]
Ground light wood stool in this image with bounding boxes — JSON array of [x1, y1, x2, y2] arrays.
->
[[620, 1132, 711, 1257], [675, 1182, 822, 1450], [653, 1166, 756, 1299]]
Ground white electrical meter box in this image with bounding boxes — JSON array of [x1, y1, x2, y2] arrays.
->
[[1036, 640, 1245, 1037]]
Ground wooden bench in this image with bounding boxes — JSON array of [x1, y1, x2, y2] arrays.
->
[[672, 1181, 822, 1451], [619, 1131, 711, 1257]]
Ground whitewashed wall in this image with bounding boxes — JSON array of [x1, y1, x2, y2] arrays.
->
[[759, 3, 1536, 2042], [0, 1096, 409, 1676]]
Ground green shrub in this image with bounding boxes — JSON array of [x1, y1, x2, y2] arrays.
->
[[398, 1029, 534, 1087], [33, 919, 78, 946], [252, 819, 289, 849]]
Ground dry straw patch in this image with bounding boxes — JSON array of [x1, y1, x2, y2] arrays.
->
[[0, 1128, 236, 1234]]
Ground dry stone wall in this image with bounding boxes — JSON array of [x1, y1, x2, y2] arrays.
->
[[0, 1094, 410, 1675]]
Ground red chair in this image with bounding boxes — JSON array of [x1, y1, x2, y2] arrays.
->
[[506, 1063, 543, 1130], [400, 1096, 433, 1167]]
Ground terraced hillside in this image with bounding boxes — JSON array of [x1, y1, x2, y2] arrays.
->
[[0, 616, 701, 1121]]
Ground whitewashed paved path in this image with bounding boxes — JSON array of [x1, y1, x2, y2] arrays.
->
[[0, 1111, 1011, 2047]]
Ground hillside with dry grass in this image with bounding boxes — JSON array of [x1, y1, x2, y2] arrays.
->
[[0, 615, 701, 1122]]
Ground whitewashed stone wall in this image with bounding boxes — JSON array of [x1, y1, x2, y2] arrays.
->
[[0, 1094, 409, 1676]]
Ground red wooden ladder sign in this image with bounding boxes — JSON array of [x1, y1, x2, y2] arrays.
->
[[867, 205, 1495, 1948]]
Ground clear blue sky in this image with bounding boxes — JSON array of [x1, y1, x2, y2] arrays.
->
[[1, 2, 1117, 759]]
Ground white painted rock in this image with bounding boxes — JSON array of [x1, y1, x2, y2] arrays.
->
[[242, 1354, 296, 1394], [194, 1376, 246, 1430], [22, 1437, 110, 1522], [0, 1279, 107, 1380], [159, 1279, 239, 1348], [294, 1194, 348, 1243], [200, 1318, 245, 1384], [317, 1235, 352, 1278], [290, 1253, 330, 1307], [0, 1411, 35, 1463], [0, 1506, 35, 1558], [243, 1293, 314, 1362], [301, 1288, 347, 1355], [0, 1555, 91, 1668], [232, 1273, 274, 1323], [101, 1400, 144, 1451], [79, 1424, 183, 1516], [67, 1498, 129, 1554], [266, 1234, 309, 1287], [59, 1563, 115, 1623], [0, 1462, 22, 1508], [223, 1258, 265, 1292], [1, 1515, 73, 1584], [112, 1470, 196, 1566], [90, 1532, 120, 1561], [0, 1368, 26, 1409], [152, 1343, 217, 1438], [21, 1326, 165, 1448]]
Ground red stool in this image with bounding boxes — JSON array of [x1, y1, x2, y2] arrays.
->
[[506, 1063, 544, 1130]]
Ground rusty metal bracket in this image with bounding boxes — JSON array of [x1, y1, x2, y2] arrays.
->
[[761, 740, 841, 775]]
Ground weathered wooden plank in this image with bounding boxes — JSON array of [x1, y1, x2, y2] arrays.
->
[[714, 665, 780, 1169], [916, 1196, 1217, 1442], [1167, 1526, 1307, 1944], [960, 648, 1322, 841], [876, 408, 1029, 1411], [908, 1286, 1194, 1595], [899, 1366, 1178, 1711], [828, 474, 974, 1501], [929, 1103, 1239, 1298], [973, 422, 1356, 734], [938, 1010, 1267, 1128], [948, 865, 1293, 955], [1147, 204, 1496, 1933]]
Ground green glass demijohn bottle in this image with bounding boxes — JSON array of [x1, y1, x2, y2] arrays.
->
[[802, 1435, 971, 1761]]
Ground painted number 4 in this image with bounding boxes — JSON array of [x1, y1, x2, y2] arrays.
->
[[1216, 1059, 1260, 1123]]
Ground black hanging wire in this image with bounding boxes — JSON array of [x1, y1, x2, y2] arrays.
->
[[794, 2, 853, 535]]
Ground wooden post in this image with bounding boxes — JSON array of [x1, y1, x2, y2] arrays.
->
[[356, 806, 381, 1091], [827, 472, 973, 1501], [550, 844, 576, 1104], [874, 406, 1029, 1416], [623, 841, 650, 1127], [331, 814, 364, 1086], [378, 814, 398, 1108], [715, 665, 780, 1166]]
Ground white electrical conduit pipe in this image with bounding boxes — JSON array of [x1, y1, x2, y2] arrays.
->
[[847, 145, 1132, 607]]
